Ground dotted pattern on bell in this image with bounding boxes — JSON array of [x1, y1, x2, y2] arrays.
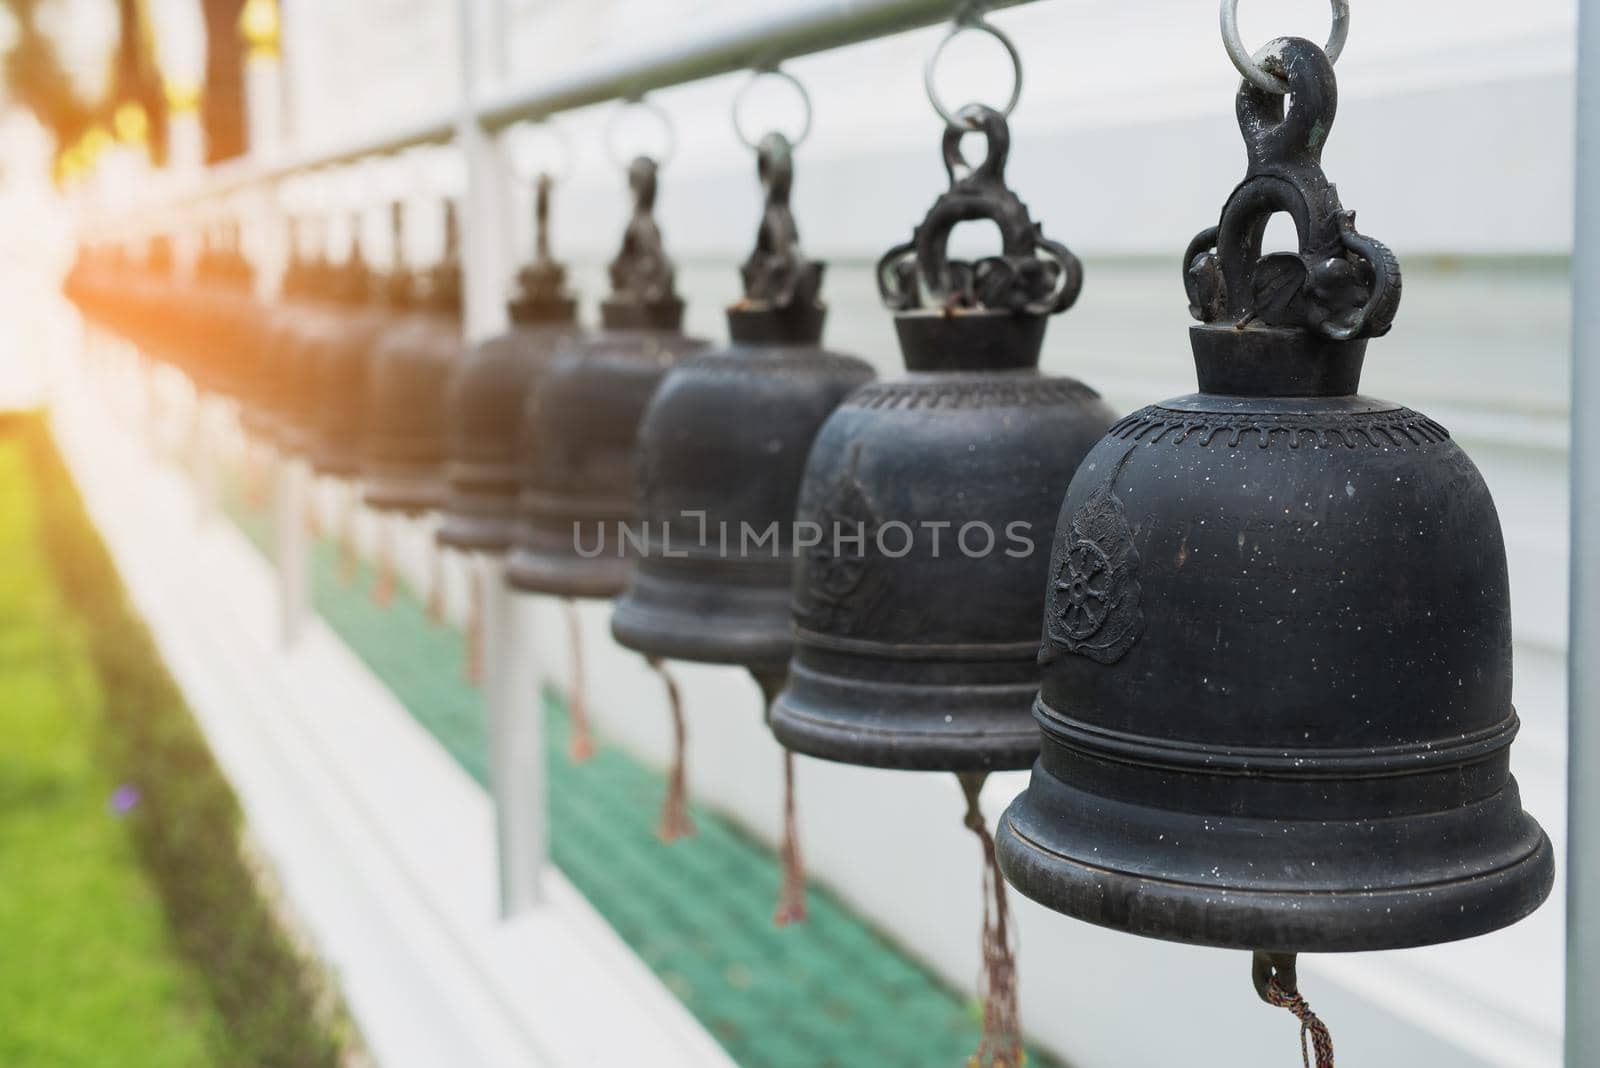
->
[[223, 481, 1065, 1068]]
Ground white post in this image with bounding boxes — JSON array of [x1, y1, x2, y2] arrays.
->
[[1567, 2, 1600, 1064], [239, 0, 287, 161], [275, 455, 312, 648], [457, 0, 544, 915], [482, 555, 545, 914]]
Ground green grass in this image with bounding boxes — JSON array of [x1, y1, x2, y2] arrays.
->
[[0, 413, 345, 1067], [0, 433, 225, 1067]]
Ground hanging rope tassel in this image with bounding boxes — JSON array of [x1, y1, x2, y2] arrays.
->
[[463, 564, 484, 687], [774, 748, 808, 925], [650, 656, 695, 843], [338, 490, 359, 586], [564, 599, 596, 762], [958, 772, 1024, 1068], [1254, 952, 1335, 1068], [373, 516, 396, 607], [426, 541, 447, 625]]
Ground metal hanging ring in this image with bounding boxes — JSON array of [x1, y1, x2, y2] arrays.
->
[[605, 97, 677, 171], [509, 119, 573, 186], [1221, 0, 1349, 95], [732, 67, 813, 151], [924, 15, 1023, 130]]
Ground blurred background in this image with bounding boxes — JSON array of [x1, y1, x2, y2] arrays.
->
[[0, 2, 1579, 1067]]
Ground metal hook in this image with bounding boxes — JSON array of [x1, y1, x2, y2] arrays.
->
[[605, 97, 677, 172], [923, 13, 1024, 130], [732, 67, 813, 152], [1221, 0, 1349, 95]]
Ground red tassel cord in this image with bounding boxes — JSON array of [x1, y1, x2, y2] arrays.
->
[[564, 599, 595, 762], [958, 773, 1024, 1068], [1254, 953, 1335, 1068], [649, 656, 694, 842], [773, 749, 808, 925]]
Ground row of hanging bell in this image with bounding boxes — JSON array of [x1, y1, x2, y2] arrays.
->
[[612, 128, 875, 895]]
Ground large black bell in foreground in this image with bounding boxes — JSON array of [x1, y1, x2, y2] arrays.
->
[[506, 156, 706, 597], [309, 217, 391, 479], [996, 38, 1553, 953], [611, 133, 874, 674], [769, 105, 1115, 771], [439, 176, 579, 553], [361, 201, 463, 514]]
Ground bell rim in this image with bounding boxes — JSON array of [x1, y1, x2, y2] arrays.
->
[[611, 589, 792, 670], [768, 686, 1040, 772], [436, 511, 523, 554], [504, 546, 630, 599], [995, 784, 1555, 953]]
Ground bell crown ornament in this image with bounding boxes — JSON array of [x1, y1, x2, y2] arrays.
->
[[995, 37, 1553, 953], [611, 130, 873, 669], [600, 156, 683, 331], [509, 173, 579, 325], [769, 104, 1115, 772], [876, 104, 1083, 373]]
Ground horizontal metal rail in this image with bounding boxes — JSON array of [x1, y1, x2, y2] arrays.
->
[[170, 0, 1038, 200]]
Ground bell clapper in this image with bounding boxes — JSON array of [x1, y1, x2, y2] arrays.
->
[[1253, 951, 1335, 1068], [564, 599, 596, 762], [958, 772, 1024, 1068], [754, 668, 807, 926], [649, 656, 695, 843]]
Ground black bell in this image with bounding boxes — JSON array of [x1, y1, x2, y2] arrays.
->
[[307, 216, 389, 479], [248, 220, 335, 452], [439, 176, 579, 553], [360, 200, 462, 514], [506, 156, 706, 598], [611, 133, 874, 673], [996, 38, 1554, 953], [769, 105, 1115, 772]]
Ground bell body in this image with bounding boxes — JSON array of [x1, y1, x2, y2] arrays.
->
[[308, 305, 388, 478], [611, 306, 875, 670], [769, 311, 1116, 771], [996, 326, 1555, 952], [250, 292, 341, 453], [360, 306, 459, 513], [505, 301, 705, 599], [438, 319, 576, 553]]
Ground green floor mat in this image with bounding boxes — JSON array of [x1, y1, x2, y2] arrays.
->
[[226, 477, 1059, 1068]]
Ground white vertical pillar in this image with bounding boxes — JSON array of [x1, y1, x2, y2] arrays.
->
[[456, 0, 543, 915], [1567, 3, 1600, 1064], [482, 555, 545, 915], [239, 0, 286, 160], [275, 455, 312, 648]]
